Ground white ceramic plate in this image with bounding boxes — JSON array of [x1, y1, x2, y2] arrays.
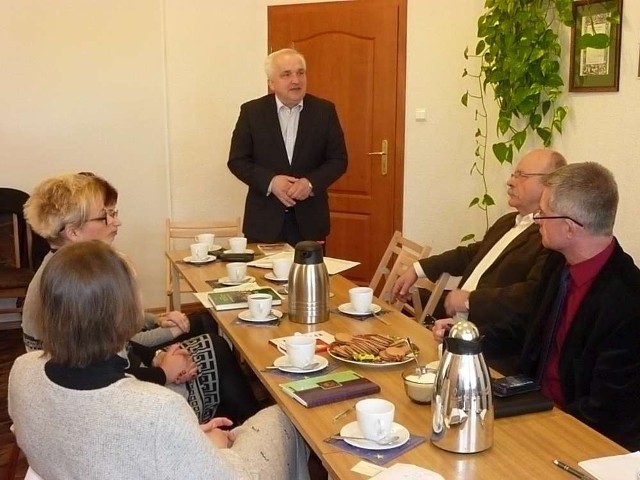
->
[[237, 309, 283, 323], [337, 303, 382, 316], [265, 272, 288, 282], [273, 354, 328, 373], [222, 248, 255, 255], [218, 275, 256, 286], [208, 244, 223, 252], [327, 349, 417, 368], [183, 255, 216, 264], [339, 421, 410, 450]]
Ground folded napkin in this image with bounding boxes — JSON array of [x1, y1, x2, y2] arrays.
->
[[578, 451, 640, 480], [371, 463, 444, 480], [324, 435, 426, 466]]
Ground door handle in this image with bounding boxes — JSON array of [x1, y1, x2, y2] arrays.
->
[[367, 139, 388, 176]]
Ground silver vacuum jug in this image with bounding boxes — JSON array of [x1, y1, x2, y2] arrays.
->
[[288, 241, 329, 324], [431, 319, 493, 453]]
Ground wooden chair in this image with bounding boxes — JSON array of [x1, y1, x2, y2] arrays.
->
[[165, 218, 242, 311], [0, 188, 47, 315], [369, 231, 431, 315], [412, 272, 460, 326]]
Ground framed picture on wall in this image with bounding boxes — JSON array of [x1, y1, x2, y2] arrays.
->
[[569, 0, 623, 92]]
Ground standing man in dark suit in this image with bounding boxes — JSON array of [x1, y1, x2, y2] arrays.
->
[[228, 48, 348, 245], [392, 149, 567, 328], [433, 163, 640, 450]]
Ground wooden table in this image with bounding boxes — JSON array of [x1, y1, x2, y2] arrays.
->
[[167, 249, 627, 479]]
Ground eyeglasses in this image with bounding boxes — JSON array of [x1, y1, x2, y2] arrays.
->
[[87, 208, 119, 226], [533, 210, 584, 228], [510, 170, 548, 179]]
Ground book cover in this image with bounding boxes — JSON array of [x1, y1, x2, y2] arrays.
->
[[280, 370, 380, 408], [207, 287, 283, 311], [269, 331, 335, 353]]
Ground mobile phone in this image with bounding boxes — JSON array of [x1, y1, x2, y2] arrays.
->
[[492, 374, 540, 397]]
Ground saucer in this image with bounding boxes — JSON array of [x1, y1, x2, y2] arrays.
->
[[183, 255, 216, 264], [273, 355, 328, 373], [265, 272, 289, 282], [238, 309, 283, 323], [223, 248, 255, 255], [338, 303, 382, 316], [208, 244, 223, 253], [218, 276, 256, 286], [339, 421, 410, 450]]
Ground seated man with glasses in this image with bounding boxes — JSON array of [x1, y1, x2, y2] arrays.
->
[[392, 148, 567, 329], [433, 162, 640, 451]]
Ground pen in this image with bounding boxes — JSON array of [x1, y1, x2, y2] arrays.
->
[[553, 459, 589, 480]]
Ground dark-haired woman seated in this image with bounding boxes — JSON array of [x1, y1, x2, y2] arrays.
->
[[9, 241, 310, 479]]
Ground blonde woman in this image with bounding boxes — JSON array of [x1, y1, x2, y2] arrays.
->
[[22, 172, 258, 424]]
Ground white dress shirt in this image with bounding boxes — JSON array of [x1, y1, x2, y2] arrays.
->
[[276, 96, 303, 163], [414, 213, 535, 293]]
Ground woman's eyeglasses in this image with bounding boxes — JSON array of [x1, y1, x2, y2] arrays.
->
[[87, 208, 119, 226]]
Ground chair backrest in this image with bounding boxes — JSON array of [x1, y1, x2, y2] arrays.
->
[[369, 231, 431, 312], [413, 272, 458, 324], [165, 218, 242, 252], [0, 188, 48, 271], [165, 218, 242, 310]]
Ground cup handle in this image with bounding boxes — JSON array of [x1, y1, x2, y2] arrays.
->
[[277, 344, 287, 356]]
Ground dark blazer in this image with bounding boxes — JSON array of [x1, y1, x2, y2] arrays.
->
[[483, 241, 640, 450], [419, 212, 552, 327], [228, 93, 347, 242]]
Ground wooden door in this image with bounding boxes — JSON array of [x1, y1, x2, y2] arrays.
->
[[268, 0, 407, 284]]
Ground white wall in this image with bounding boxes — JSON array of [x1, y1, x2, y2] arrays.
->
[[405, 0, 640, 261], [2, 0, 639, 309]]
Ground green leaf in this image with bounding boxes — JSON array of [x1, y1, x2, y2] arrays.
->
[[577, 33, 611, 50], [475, 40, 486, 56], [530, 113, 542, 129], [461, 92, 469, 107], [513, 130, 527, 151], [536, 127, 552, 146], [482, 194, 495, 206], [460, 233, 476, 243], [541, 100, 551, 116], [492, 142, 509, 163], [463, 46, 469, 60], [462, 68, 468, 78], [497, 116, 510, 135], [505, 144, 514, 164], [475, 128, 482, 138], [469, 197, 480, 208]]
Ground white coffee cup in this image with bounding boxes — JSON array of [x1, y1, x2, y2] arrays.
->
[[277, 335, 316, 368], [226, 262, 247, 282], [229, 237, 247, 253], [190, 243, 208, 261], [349, 287, 374, 313], [356, 398, 395, 441], [247, 293, 273, 320], [195, 233, 215, 250], [272, 257, 293, 280]]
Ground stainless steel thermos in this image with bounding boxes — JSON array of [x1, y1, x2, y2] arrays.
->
[[431, 319, 493, 453], [288, 241, 329, 324]]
